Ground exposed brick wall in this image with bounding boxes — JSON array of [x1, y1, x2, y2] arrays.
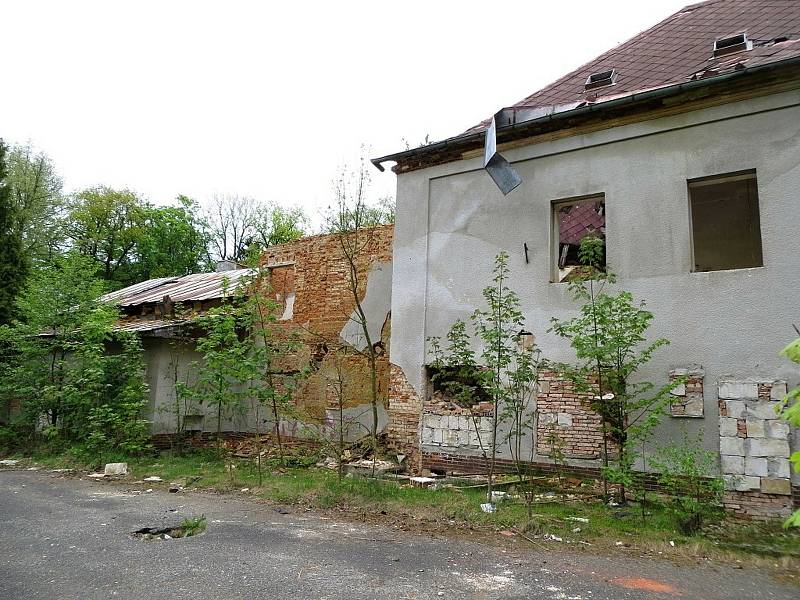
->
[[257, 226, 394, 424], [386, 363, 423, 471], [422, 450, 799, 521], [723, 490, 794, 521], [536, 371, 605, 459]]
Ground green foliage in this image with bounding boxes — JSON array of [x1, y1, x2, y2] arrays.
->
[[135, 196, 211, 279], [243, 203, 308, 265], [428, 252, 542, 504], [550, 236, 675, 502], [4, 142, 64, 267], [67, 186, 147, 284], [0, 140, 29, 325], [0, 252, 149, 455], [179, 515, 207, 537], [777, 337, 800, 528], [651, 431, 725, 535]]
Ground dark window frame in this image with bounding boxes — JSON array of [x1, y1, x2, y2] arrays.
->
[[687, 169, 763, 273]]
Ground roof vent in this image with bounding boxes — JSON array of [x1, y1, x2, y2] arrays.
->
[[584, 69, 617, 90], [713, 33, 752, 57]]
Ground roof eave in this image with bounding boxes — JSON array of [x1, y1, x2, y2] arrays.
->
[[372, 56, 800, 173]]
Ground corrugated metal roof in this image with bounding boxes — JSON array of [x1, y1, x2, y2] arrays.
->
[[112, 318, 191, 333], [101, 269, 256, 307]]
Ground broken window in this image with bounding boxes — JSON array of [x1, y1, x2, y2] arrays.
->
[[552, 195, 606, 282], [688, 170, 763, 272]]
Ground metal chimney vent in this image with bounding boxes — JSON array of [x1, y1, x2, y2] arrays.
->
[[713, 33, 751, 56], [584, 69, 617, 90]]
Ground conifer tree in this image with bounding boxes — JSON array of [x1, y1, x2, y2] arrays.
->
[[0, 140, 28, 325]]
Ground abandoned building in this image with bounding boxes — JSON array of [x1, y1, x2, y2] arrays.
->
[[374, 0, 800, 518], [103, 225, 394, 447]]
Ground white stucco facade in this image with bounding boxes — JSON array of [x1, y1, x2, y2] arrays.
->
[[389, 90, 800, 481]]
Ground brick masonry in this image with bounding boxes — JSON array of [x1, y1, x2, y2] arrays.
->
[[385, 364, 424, 471], [259, 225, 394, 427], [536, 371, 605, 459], [668, 366, 705, 417]]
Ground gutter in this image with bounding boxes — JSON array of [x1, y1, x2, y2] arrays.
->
[[371, 55, 800, 172]]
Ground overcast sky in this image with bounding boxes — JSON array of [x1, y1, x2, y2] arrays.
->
[[1, 0, 689, 227]]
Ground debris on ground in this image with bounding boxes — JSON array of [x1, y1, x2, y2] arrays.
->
[[566, 517, 589, 523], [0, 459, 19, 466], [87, 473, 106, 479], [410, 476, 437, 488], [480, 503, 496, 513], [104, 463, 128, 476], [143, 476, 162, 482], [543, 534, 563, 542], [169, 483, 182, 493], [343, 458, 401, 477]]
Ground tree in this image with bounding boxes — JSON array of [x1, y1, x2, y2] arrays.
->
[[67, 186, 147, 284], [0, 140, 28, 325], [205, 194, 308, 263], [5, 142, 65, 266], [0, 252, 149, 455], [428, 253, 541, 511], [135, 196, 212, 279], [324, 155, 389, 470], [549, 237, 676, 503]]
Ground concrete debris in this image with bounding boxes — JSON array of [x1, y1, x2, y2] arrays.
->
[[0, 459, 19, 466], [480, 503, 496, 513], [87, 473, 106, 479], [143, 476, 162, 482], [169, 484, 181, 493], [566, 517, 589, 523], [410, 476, 438, 488], [104, 463, 128, 476], [543, 534, 563, 542], [572, 527, 582, 533]]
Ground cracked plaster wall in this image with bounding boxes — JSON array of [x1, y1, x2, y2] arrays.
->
[[389, 91, 800, 479]]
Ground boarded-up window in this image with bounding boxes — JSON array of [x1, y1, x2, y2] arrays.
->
[[689, 171, 763, 272], [552, 195, 606, 282]]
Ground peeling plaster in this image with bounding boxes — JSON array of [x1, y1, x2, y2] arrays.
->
[[340, 261, 393, 351]]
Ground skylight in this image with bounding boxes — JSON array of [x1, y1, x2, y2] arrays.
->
[[585, 69, 617, 90], [713, 33, 752, 57]]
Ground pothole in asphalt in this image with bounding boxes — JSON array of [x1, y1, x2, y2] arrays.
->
[[131, 516, 206, 541]]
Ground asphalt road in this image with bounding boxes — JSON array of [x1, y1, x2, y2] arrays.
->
[[0, 469, 796, 599]]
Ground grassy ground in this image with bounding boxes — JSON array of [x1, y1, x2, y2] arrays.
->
[[10, 448, 800, 574]]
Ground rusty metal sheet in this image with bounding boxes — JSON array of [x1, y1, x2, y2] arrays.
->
[[101, 269, 256, 307]]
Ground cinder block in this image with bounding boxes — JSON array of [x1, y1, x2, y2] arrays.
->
[[670, 383, 686, 396], [744, 456, 768, 477], [744, 418, 765, 438], [765, 420, 790, 440], [767, 457, 791, 479], [770, 381, 788, 401], [724, 474, 760, 491], [719, 417, 738, 437], [721, 454, 744, 475], [683, 395, 704, 417], [725, 400, 746, 418], [745, 438, 790, 458], [746, 401, 780, 421], [720, 436, 745, 456], [422, 414, 441, 429], [719, 381, 758, 400], [760, 477, 792, 496]]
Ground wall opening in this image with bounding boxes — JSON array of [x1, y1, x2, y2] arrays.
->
[[688, 170, 763, 272], [552, 194, 606, 282]]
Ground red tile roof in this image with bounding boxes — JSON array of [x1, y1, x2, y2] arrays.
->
[[464, 0, 800, 134], [559, 202, 605, 246]]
